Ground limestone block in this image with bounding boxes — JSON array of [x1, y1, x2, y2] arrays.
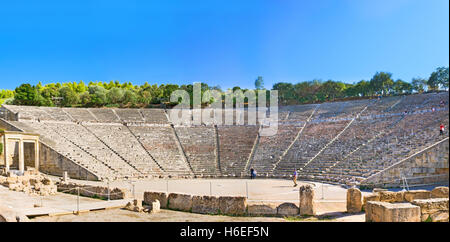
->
[[404, 190, 431, 202], [149, 200, 160, 214], [379, 191, 404, 203], [168, 193, 193, 212], [366, 201, 420, 222], [192, 195, 220, 214], [299, 185, 315, 216], [277, 203, 300, 217], [218, 196, 247, 216], [247, 203, 278, 216], [411, 198, 449, 221], [430, 211, 449, 222], [347, 188, 362, 213], [431, 187, 449, 198], [363, 193, 380, 210], [144, 191, 168, 208]]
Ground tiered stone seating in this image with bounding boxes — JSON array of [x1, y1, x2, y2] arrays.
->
[[115, 109, 144, 122], [44, 122, 140, 178], [175, 126, 218, 176], [217, 125, 259, 176], [3, 105, 53, 121], [89, 108, 120, 123], [250, 125, 301, 176], [128, 125, 192, 175], [327, 109, 449, 184], [1, 92, 448, 183], [63, 108, 97, 122], [274, 120, 350, 176], [84, 124, 163, 176], [11, 121, 119, 179], [140, 109, 169, 124], [301, 115, 403, 180], [39, 107, 73, 121]]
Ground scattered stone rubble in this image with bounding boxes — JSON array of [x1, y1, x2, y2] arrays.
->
[[0, 169, 57, 196]]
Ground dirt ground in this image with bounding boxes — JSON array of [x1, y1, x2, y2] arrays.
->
[[30, 207, 365, 222]]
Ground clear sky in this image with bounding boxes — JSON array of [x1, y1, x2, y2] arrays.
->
[[0, 0, 448, 90]]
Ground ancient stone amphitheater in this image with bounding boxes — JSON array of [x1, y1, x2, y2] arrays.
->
[[0, 92, 448, 187]]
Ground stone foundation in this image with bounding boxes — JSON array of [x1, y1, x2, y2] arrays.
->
[[411, 198, 449, 222], [57, 182, 130, 200], [192, 195, 220, 214], [168, 193, 193, 212], [144, 191, 169, 208], [365, 201, 421, 222], [218, 196, 247, 216]]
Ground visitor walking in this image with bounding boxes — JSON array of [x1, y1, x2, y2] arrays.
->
[[440, 124, 445, 135], [250, 167, 256, 179], [293, 169, 298, 187]]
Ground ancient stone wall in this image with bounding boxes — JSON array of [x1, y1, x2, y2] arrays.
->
[[361, 138, 449, 188], [39, 142, 99, 181]]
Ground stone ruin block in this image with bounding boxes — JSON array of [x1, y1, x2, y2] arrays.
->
[[192, 195, 220, 215], [218, 196, 247, 216], [347, 187, 362, 213], [125, 199, 144, 212], [168, 193, 193, 212], [247, 203, 278, 216], [379, 191, 404, 203], [363, 193, 380, 210], [411, 198, 449, 222], [144, 200, 160, 214], [277, 203, 300, 217], [404, 190, 431, 202], [365, 201, 420, 222], [431, 187, 449, 198], [299, 185, 315, 216], [144, 191, 168, 209]]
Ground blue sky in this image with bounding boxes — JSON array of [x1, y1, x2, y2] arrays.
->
[[0, 0, 448, 90]]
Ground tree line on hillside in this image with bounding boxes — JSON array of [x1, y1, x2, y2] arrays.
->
[[6, 66, 449, 108]]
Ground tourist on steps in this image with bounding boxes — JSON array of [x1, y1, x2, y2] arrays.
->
[[440, 124, 445, 135]]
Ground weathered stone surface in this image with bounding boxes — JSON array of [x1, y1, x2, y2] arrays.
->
[[168, 193, 193, 212], [144, 200, 160, 214], [0, 205, 29, 222], [125, 199, 144, 212], [366, 201, 420, 222], [277, 203, 299, 216], [192, 195, 219, 214], [144, 191, 168, 208], [379, 191, 404, 203], [218, 196, 247, 216], [430, 211, 449, 222], [363, 193, 380, 210], [347, 188, 362, 213], [411, 198, 449, 222], [247, 203, 278, 216], [299, 185, 315, 216], [373, 188, 388, 193], [0, 172, 58, 197], [431, 187, 449, 198], [404, 190, 431, 202], [57, 182, 130, 200]]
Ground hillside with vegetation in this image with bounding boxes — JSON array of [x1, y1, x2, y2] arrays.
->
[[2, 67, 448, 108]]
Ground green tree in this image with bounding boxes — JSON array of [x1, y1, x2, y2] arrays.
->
[[88, 85, 107, 107], [59, 86, 79, 107], [255, 76, 264, 90], [412, 77, 427, 93], [106, 87, 124, 104], [370, 72, 394, 96], [428, 67, 449, 90], [14, 84, 38, 105]]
